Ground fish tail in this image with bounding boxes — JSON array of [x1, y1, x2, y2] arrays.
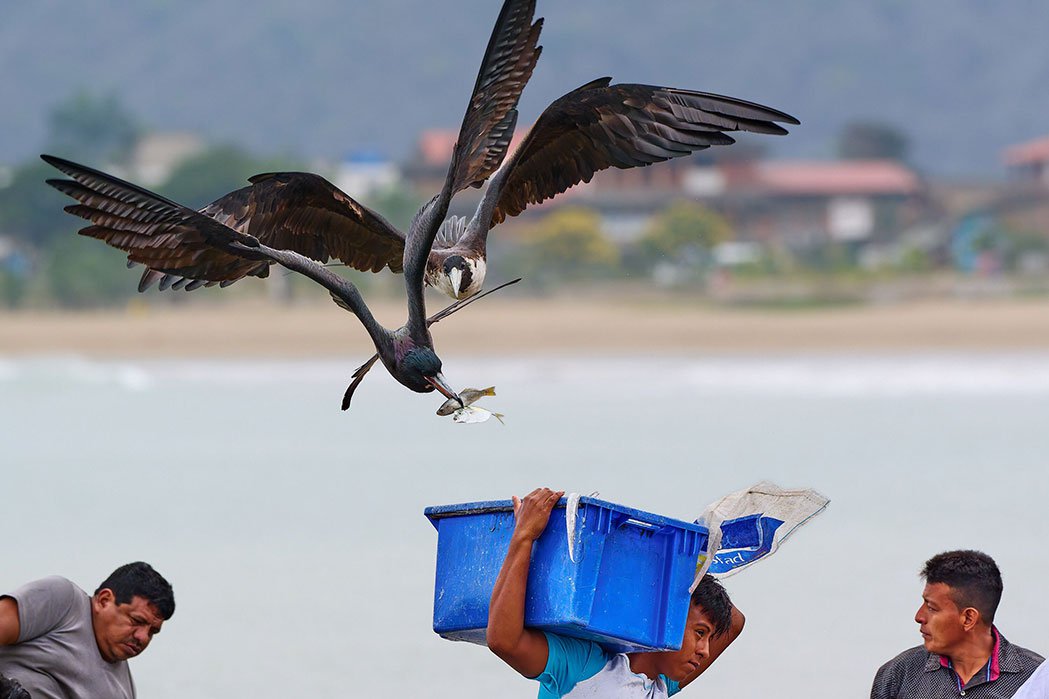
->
[[481, 386, 496, 397]]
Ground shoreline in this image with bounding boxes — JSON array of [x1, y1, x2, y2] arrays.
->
[[3, 297, 1049, 358], [2, 295, 1049, 358]]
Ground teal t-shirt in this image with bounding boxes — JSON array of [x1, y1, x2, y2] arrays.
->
[[534, 632, 681, 698]]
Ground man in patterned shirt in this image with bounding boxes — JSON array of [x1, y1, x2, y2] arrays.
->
[[487, 487, 744, 698], [871, 550, 1043, 699]]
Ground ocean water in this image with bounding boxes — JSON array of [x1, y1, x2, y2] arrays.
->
[[2, 352, 1048, 698]]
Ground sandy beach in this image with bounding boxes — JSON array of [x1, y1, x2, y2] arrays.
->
[[3, 296, 1048, 357]]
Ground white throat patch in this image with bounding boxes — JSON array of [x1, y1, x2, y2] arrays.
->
[[432, 257, 486, 299]]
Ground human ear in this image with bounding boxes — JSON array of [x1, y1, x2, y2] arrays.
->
[[93, 588, 115, 609], [961, 607, 981, 631]]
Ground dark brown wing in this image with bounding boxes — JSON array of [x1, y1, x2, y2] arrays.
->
[[41, 154, 264, 283], [489, 80, 801, 225], [44, 155, 406, 290], [42, 155, 389, 344], [446, 0, 542, 194], [403, 0, 541, 341], [207, 172, 406, 275]]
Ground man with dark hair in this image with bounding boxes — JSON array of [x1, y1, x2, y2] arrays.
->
[[0, 562, 175, 699], [487, 488, 745, 697], [871, 550, 1043, 699]]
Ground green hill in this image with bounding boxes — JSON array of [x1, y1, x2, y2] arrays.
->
[[5, 0, 1048, 176]]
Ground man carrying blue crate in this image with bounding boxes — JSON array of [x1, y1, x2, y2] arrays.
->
[[487, 488, 745, 698]]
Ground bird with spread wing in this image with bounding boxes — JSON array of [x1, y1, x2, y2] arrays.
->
[[43, 0, 542, 408], [48, 0, 798, 303], [45, 0, 801, 409]]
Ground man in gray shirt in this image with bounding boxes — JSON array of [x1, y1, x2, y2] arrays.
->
[[0, 562, 175, 699]]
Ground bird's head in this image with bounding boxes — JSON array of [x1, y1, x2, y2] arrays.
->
[[400, 346, 461, 404], [442, 255, 473, 299]]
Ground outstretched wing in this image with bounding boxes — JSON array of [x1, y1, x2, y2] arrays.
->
[[447, 0, 542, 195], [43, 154, 261, 286], [45, 154, 404, 291], [403, 0, 542, 341], [206, 172, 405, 275], [42, 155, 388, 346], [489, 80, 801, 225]]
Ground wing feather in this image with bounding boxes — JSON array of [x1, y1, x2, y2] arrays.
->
[[489, 82, 799, 225], [42, 155, 265, 282], [403, 0, 542, 338], [447, 0, 542, 194], [47, 157, 407, 290], [43, 155, 388, 345], [204, 173, 406, 275]]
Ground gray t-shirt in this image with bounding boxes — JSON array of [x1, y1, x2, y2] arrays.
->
[[0, 576, 136, 699]]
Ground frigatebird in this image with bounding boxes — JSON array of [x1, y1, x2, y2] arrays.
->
[[70, 2, 798, 302], [42, 0, 543, 407], [70, 0, 542, 302], [44, 154, 521, 407]]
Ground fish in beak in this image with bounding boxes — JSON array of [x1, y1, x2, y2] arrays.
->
[[436, 385, 504, 425], [437, 386, 496, 416], [426, 373, 463, 407]]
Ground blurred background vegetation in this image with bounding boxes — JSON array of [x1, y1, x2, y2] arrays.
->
[[2, 91, 1048, 311]]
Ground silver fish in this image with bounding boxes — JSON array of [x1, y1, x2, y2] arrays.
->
[[437, 386, 496, 416], [451, 405, 505, 424]]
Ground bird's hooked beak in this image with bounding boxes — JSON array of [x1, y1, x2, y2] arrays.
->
[[426, 373, 463, 407], [448, 267, 464, 299]]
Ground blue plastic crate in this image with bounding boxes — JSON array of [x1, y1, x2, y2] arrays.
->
[[424, 496, 709, 653]]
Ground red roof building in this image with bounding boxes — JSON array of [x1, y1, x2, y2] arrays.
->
[[1003, 135, 1049, 187], [401, 127, 929, 248], [712, 160, 926, 248], [751, 161, 921, 196]]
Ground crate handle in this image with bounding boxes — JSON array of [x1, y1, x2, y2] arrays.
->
[[619, 518, 666, 534]]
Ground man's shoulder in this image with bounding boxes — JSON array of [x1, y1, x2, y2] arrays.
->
[[1000, 634, 1046, 669], [877, 645, 930, 672], [19, 577, 85, 604], [6, 576, 89, 643], [538, 632, 616, 695], [30, 576, 79, 592], [1011, 644, 1045, 665], [871, 646, 932, 699], [543, 632, 612, 663], [1021, 648, 1046, 665]]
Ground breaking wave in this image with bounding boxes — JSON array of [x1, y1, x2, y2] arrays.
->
[[3, 352, 1049, 396]]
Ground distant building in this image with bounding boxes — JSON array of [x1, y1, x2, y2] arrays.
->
[[1004, 135, 1049, 187], [993, 135, 1049, 247], [722, 160, 925, 249], [335, 149, 400, 199], [402, 128, 715, 241], [945, 136, 1049, 273], [128, 132, 205, 186], [400, 128, 928, 249], [404, 129, 470, 197]]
